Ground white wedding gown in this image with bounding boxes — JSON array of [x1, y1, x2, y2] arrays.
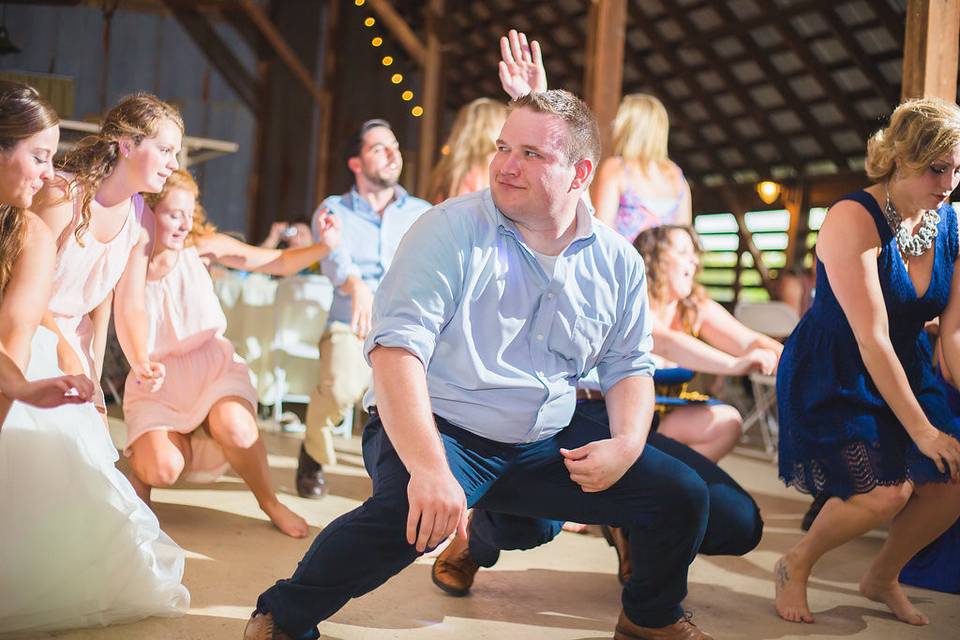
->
[[0, 327, 189, 633]]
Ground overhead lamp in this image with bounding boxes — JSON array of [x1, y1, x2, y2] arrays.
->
[[756, 180, 781, 205]]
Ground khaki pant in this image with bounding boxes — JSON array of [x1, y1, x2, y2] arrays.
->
[[304, 322, 371, 465]]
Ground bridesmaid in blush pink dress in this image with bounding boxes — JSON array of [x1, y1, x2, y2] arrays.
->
[[33, 93, 184, 411], [123, 169, 340, 538]]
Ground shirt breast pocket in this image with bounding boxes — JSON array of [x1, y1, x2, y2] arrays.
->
[[548, 315, 611, 375]]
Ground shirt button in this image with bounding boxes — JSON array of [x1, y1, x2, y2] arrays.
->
[[546, 292, 554, 299], [536, 334, 544, 341]]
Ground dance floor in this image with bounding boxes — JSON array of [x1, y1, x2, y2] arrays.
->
[[14, 420, 959, 640]]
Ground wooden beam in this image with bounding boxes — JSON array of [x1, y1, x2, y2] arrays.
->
[[709, 2, 856, 167], [239, 0, 325, 105], [584, 0, 627, 160], [783, 181, 811, 270], [416, 0, 444, 197], [366, 0, 426, 67], [163, 2, 258, 110], [722, 188, 774, 296], [315, 0, 341, 206], [902, 0, 960, 100]]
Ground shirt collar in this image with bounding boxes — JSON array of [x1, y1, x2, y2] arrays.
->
[[488, 189, 597, 251], [345, 184, 409, 215]]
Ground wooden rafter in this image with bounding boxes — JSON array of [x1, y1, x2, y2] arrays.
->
[[771, 17, 874, 143], [722, 187, 774, 296], [162, 1, 257, 110], [632, 14, 771, 177], [707, 2, 847, 168], [239, 0, 325, 105], [820, 5, 900, 108], [660, 2, 806, 172], [367, 0, 426, 67]]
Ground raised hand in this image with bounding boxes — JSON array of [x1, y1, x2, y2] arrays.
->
[[315, 209, 341, 252], [498, 29, 547, 100]]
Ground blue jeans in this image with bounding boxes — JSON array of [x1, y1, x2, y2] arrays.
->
[[469, 400, 763, 567], [257, 405, 711, 639]]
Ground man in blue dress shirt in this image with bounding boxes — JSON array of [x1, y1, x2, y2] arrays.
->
[[298, 119, 431, 498], [247, 91, 713, 640]]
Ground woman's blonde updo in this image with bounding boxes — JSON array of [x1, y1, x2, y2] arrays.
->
[[865, 97, 960, 183]]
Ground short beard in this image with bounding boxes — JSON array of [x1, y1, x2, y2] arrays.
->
[[364, 170, 399, 190]]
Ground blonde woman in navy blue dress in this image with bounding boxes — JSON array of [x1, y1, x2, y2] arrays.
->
[[775, 98, 960, 626]]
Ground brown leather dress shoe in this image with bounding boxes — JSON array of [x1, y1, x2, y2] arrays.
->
[[431, 531, 480, 597], [296, 445, 327, 499], [614, 611, 714, 640], [602, 525, 632, 585], [243, 612, 293, 640]]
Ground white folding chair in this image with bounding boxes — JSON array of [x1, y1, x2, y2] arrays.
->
[[733, 301, 800, 459]]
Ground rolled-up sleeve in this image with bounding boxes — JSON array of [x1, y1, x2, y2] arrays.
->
[[363, 209, 464, 368], [596, 257, 655, 393]]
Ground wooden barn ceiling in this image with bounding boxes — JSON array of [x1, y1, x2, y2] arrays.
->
[[390, 0, 917, 188]]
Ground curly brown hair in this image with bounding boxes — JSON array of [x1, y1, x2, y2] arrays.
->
[[59, 92, 183, 245], [633, 224, 706, 333], [0, 80, 59, 296]]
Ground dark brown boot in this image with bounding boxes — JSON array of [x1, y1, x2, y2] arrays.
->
[[243, 612, 293, 640], [295, 445, 327, 499], [602, 525, 632, 585], [431, 531, 480, 597], [614, 611, 714, 640]]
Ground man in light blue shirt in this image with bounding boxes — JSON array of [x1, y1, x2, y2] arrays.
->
[[298, 119, 430, 498], [250, 92, 713, 640]]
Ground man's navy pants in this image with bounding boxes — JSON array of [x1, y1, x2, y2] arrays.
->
[[257, 404, 716, 639]]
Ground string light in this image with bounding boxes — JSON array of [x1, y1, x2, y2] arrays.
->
[[355, 4, 419, 121]]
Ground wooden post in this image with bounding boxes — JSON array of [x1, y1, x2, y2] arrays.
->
[[783, 182, 811, 271], [584, 0, 627, 159], [314, 0, 341, 206], [723, 188, 774, 298], [416, 0, 444, 198], [902, 0, 960, 100]]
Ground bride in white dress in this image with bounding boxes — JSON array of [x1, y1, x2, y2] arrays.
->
[[0, 80, 189, 634]]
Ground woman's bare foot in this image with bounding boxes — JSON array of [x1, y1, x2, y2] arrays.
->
[[562, 521, 589, 534], [860, 572, 929, 625], [262, 500, 309, 538], [774, 553, 814, 623]]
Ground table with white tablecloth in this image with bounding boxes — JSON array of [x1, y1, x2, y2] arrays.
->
[[211, 268, 333, 408]]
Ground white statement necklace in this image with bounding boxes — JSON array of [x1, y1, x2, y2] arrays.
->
[[883, 188, 939, 258]]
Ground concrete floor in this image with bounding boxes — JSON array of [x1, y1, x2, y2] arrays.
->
[[9, 423, 959, 640]]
